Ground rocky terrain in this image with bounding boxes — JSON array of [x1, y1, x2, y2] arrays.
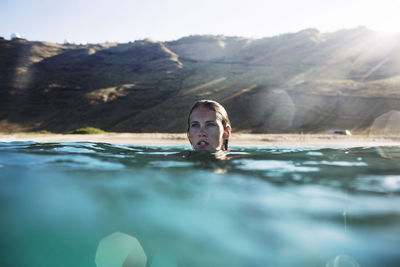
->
[[1, 27, 400, 134]]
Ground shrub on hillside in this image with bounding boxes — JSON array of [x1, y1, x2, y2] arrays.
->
[[68, 127, 105, 134]]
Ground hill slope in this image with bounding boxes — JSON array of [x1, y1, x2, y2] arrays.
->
[[1, 27, 400, 134]]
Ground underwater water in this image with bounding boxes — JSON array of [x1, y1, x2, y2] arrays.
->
[[0, 142, 399, 267]]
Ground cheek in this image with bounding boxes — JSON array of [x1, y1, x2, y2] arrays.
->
[[188, 128, 197, 139], [213, 127, 224, 139]]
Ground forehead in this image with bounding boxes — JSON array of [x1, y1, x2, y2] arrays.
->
[[190, 107, 221, 122]]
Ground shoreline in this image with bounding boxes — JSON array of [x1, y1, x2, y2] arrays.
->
[[1, 133, 399, 147]]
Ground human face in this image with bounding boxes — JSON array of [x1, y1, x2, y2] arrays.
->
[[188, 107, 227, 151]]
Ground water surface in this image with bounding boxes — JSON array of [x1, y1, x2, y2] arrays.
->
[[0, 142, 399, 267]]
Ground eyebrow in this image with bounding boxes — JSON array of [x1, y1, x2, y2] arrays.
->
[[191, 120, 217, 123]]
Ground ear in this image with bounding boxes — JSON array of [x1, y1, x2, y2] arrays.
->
[[223, 125, 231, 139]]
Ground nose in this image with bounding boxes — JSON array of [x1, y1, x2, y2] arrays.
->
[[198, 127, 207, 137]]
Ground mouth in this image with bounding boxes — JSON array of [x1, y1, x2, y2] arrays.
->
[[196, 140, 209, 149]]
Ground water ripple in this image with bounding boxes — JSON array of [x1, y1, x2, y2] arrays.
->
[[234, 159, 320, 172]]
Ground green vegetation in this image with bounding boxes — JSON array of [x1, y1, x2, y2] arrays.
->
[[28, 130, 54, 134], [68, 127, 106, 134], [0, 130, 55, 135]]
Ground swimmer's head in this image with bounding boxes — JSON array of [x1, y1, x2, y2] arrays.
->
[[187, 100, 231, 151]]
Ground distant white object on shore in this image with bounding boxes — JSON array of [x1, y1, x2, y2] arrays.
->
[[10, 33, 21, 39], [328, 130, 352, 135]]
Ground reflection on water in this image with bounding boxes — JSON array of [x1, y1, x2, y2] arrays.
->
[[0, 142, 399, 266]]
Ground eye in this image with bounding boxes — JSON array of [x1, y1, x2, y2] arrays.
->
[[207, 122, 217, 127], [191, 123, 199, 128]]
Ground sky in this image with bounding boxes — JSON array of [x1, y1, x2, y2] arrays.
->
[[1, 0, 400, 44]]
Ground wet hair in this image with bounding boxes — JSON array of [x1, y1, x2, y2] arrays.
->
[[187, 100, 231, 151]]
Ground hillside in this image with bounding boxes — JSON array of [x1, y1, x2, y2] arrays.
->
[[1, 27, 400, 134]]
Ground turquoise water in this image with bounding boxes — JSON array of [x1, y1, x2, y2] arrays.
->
[[0, 142, 399, 267]]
